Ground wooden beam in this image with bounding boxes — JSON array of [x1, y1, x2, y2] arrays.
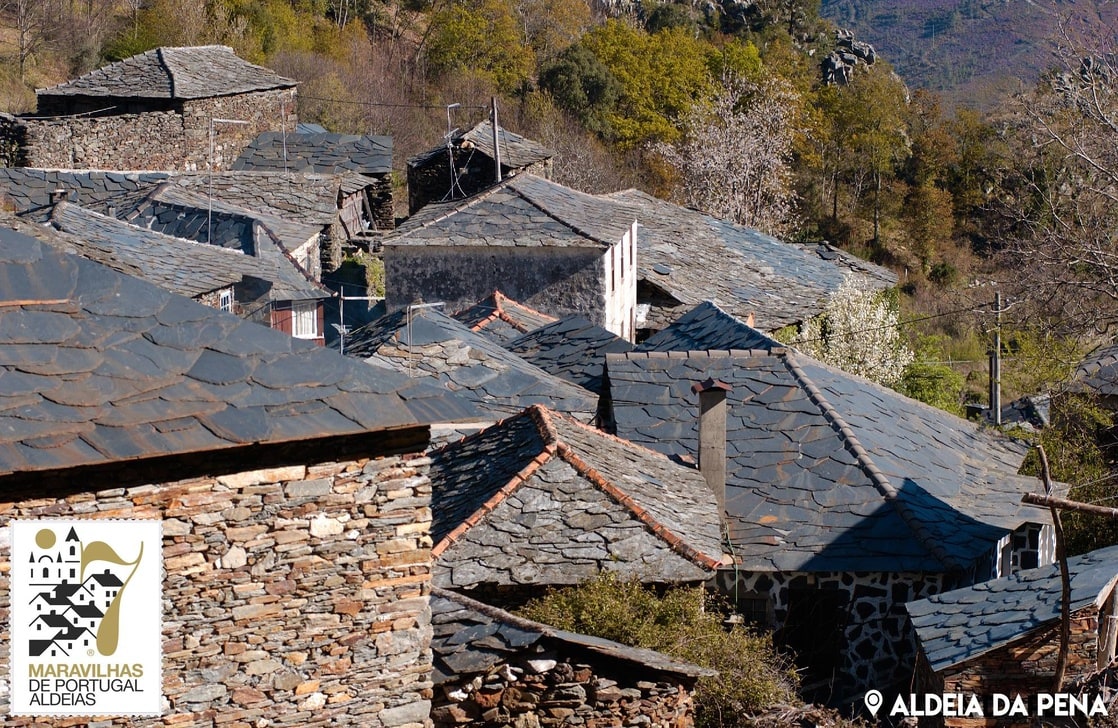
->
[[1022, 492, 1118, 518]]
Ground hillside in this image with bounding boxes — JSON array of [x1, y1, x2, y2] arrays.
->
[[819, 0, 1118, 108]]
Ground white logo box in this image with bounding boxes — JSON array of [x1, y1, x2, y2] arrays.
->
[[9, 519, 162, 717]]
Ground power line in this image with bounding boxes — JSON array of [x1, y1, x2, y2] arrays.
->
[[297, 95, 488, 112], [791, 303, 992, 347]]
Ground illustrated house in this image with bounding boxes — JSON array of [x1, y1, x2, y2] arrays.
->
[[406, 120, 553, 214], [601, 317, 1053, 701], [907, 544, 1118, 727], [0, 224, 478, 723], [0, 46, 296, 171], [383, 174, 639, 341]]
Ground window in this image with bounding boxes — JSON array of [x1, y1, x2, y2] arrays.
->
[[292, 301, 318, 339], [219, 289, 233, 312]]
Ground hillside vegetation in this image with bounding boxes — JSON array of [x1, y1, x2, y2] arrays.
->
[[820, 0, 1118, 109]]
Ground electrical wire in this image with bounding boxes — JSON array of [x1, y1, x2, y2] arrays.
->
[[297, 95, 488, 111]]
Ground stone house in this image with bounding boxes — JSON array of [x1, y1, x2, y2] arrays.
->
[[430, 587, 713, 728], [0, 46, 296, 171], [605, 189, 895, 336], [343, 306, 600, 423], [383, 174, 640, 342], [428, 405, 724, 604], [0, 224, 479, 726], [506, 315, 635, 396], [602, 340, 1053, 702], [406, 120, 553, 214], [235, 130, 395, 232], [907, 544, 1118, 728], [452, 290, 557, 344], [38, 202, 276, 322]]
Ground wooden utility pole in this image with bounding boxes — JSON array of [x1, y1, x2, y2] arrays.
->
[[1036, 445, 1072, 691], [491, 97, 502, 184], [990, 292, 1003, 425]]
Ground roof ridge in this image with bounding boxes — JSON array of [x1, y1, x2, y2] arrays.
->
[[553, 440, 722, 571], [156, 48, 175, 98], [410, 180, 513, 232], [526, 403, 559, 444], [431, 441, 557, 558], [781, 350, 962, 571], [492, 290, 556, 330], [507, 177, 617, 249]]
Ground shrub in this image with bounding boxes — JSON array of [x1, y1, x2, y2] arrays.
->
[[518, 573, 799, 728]]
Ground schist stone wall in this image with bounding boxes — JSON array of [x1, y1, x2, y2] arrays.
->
[[384, 246, 606, 324], [0, 453, 435, 727], [433, 656, 697, 728], [0, 89, 295, 171], [714, 526, 1053, 701], [915, 606, 1102, 728]]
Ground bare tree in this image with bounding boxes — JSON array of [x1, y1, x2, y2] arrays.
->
[[996, 28, 1118, 334], [655, 75, 801, 238], [2, 0, 49, 81]]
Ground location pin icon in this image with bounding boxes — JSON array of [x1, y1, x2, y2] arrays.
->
[[864, 689, 883, 718]]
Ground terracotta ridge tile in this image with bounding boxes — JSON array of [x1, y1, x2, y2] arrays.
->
[[467, 311, 500, 333], [553, 441, 722, 571], [432, 441, 557, 558], [781, 350, 961, 571]]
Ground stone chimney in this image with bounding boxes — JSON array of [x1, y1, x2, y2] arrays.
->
[[691, 378, 732, 517], [49, 188, 67, 205]]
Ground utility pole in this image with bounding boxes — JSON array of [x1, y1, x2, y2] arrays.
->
[[989, 291, 1002, 425], [491, 97, 502, 184]]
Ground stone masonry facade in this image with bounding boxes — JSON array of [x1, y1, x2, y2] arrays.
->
[[0, 452, 434, 727], [915, 605, 1101, 728], [713, 525, 1054, 701], [434, 655, 697, 728], [0, 89, 294, 171]]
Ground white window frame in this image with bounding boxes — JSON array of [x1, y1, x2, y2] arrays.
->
[[219, 289, 233, 312], [292, 300, 318, 339]]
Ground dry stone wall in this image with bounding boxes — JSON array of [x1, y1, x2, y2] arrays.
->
[[0, 89, 294, 172], [0, 453, 434, 727], [434, 656, 696, 728]]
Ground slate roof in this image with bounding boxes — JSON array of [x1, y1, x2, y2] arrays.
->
[[234, 132, 392, 176], [343, 307, 599, 422], [408, 120, 553, 171], [0, 169, 342, 227], [607, 190, 895, 331], [0, 168, 169, 221], [37, 46, 296, 100], [430, 405, 723, 589], [907, 544, 1118, 672], [453, 291, 558, 345], [0, 225, 476, 477], [125, 183, 328, 302], [384, 174, 637, 249], [46, 202, 275, 298], [636, 301, 782, 354], [1073, 340, 1118, 398], [605, 349, 1045, 573], [430, 587, 713, 684], [507, 315, 634, 395]]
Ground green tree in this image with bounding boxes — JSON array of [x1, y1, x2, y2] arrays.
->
[[538, 43, 623, 137], [580, 21, 717, 146], [424, 0, 533, 93], [900, 335, 965, 415]]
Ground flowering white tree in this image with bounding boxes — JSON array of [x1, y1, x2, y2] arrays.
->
[[792, 277, 913, 388], [657, 75, 801, 238]]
